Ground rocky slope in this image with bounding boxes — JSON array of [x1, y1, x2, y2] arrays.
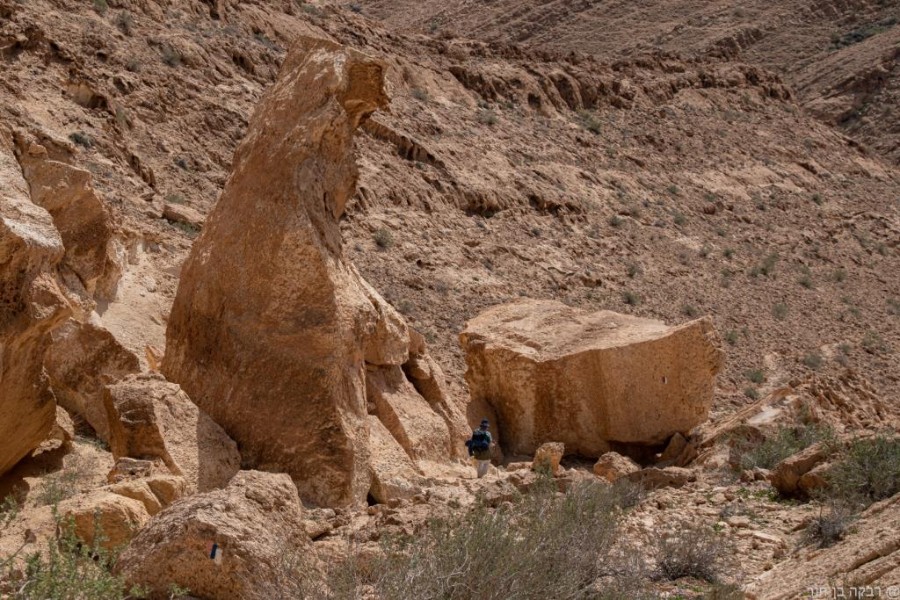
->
[[355, 0, 900, 164], [0, 0, 898, 598]]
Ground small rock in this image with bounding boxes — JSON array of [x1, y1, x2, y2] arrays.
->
[[593, 451, 640, 482]]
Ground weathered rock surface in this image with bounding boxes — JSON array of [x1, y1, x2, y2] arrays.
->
[[624, 466, 696, 489], [460, 299, 724, 456], [59, 490, 150, 550], [15, 134, 122, 302], [104, 373, 240, 493], [769, 443, 828, 497], [118, 471, 307, 600], [162, 37, 465, 507], [746, 494, 900, 598], [45, 319, 140, 441], [532, 442, 564, 475], [0, 127, 72, 477], [367, 416, 424, 503], [593, 451, 641, 482]]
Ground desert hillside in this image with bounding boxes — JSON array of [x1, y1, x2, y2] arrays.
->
[[0, 0, 899, 598]]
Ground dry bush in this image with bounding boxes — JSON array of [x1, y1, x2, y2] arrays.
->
[[731, 424, 835, 471], [825, 434, 900, 508], [655, 522, 730, 582], [291, 480, 646, 599], [804, 502, 854, 548]]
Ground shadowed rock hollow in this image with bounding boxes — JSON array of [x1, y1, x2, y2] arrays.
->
[[461, 299, 724, 456], [163, 36, 466, 508]]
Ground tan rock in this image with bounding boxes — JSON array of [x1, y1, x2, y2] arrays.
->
[[15, 135, 122, 301], [104, 373, 240, 493], [108, 475, 186, 516], [367, 366, 453, 464], [460, 299, 723, 456], [45, 319, 140, 442], [658, 432, 698, 467], [162, 37, 463, 507], [746, 495, 900, 597], [0, 126, 72, 477], [625, 466, 695, 489], [532, 442, 564, 475], [367, 416, 423, 503], [798, 461, 831, 496], [58, 491, 150, 550], [593, 451, 641, 482], [162, 202, 204, 229], [118, 471, 307, 600], [769, 443, 827, 497]]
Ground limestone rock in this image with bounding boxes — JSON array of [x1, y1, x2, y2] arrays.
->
[[104, 373, 240, 493], [45, 319, 140, 442], [108, 475, 186, 516], [746, 495, 900, 597], [162, 202, 204, 230], [15, 135, 122, 302], [58, 491, 149, 550], [460, 299, 723, 456], [769, 443, 828, 497], [367, 416, 423, 503], [162, 37, 464, 507], [532, 442, 564, 476], [593, 451, 641, 482], [624, 466, 695, 489], [0, 126, 72, 477], [367, 366, 452, 464], [658, 432, 698, 467], [117, 471, 307, 600]]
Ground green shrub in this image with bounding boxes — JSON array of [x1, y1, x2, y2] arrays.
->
[[609, 214, 623, 228], [68, 132, 93, 148], [804, 502, 853, 548], [292, 481, 642, 599], [826, 435, 900, 508], [476, 109, 498, 126], [622, 290, 640, 306], [656, 522, 729, 582], [803, 352, 823, 370], [93, 0, 108, 15], [682, 304, 698, 318], [743, 387, 759, 400], [749, 252, 779, 278], [11, 513, 144, 599], [724, 330, 738, 345], [411, 88, 429, 102], [772, 302, 788, 320], [161, 44, 181, 67], [745, 369, 764, 384], [732, 424, 835, 471], [115, 10, 134, 35], [577, 110, 602, 134], [373, 228, 394, 249]]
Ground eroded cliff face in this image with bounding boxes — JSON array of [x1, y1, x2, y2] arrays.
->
[[0, 126, 72, 476], [163, 36, 466, 508]]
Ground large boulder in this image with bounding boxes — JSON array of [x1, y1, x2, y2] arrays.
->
[[45, 319, 140, 442], [0, 127, 72, 476], [162, 37, 465, 507], [117, 471, 307, 600], [460, 299, 724, 456], [104, 373, 240, 493], [14, 134, 123, 302]]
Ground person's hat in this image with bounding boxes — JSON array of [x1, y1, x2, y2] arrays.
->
[[480, 419, 490, 427]]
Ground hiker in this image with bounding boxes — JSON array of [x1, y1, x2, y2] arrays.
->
[[465, 419, 493, 478]]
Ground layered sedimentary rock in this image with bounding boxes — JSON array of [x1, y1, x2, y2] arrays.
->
[[163, 37, 466, 507], [118, 471, 307, 600], [460, 299, 724, 456], [0, 127, 72, 476]]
